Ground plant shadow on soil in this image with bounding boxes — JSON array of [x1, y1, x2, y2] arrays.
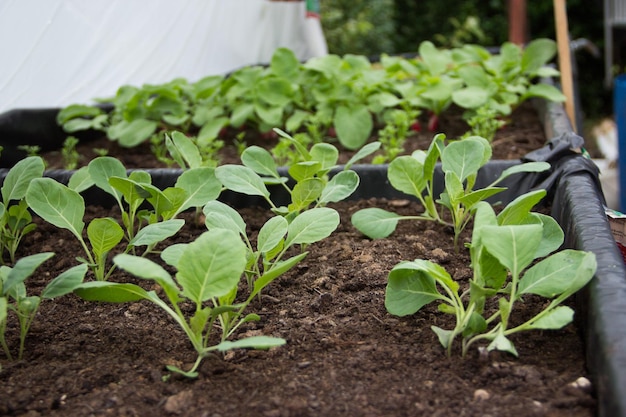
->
[[0, 100, 596, 416]]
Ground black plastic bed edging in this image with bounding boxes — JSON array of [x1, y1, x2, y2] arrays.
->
[[0, 93, 625, 416]]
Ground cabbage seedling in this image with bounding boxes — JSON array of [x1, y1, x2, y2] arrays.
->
[[385, 194, 596, 357], [0, 253, 87, 360], [74, 228, 286, 378]]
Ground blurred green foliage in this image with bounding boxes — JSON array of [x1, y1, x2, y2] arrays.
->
[[320, 0, 609, 119]]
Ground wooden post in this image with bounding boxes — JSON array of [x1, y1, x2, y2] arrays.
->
[[553, 0, 577, 132], [508, 0, 527, 45]]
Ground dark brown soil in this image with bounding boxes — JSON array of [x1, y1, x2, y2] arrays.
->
[[0, 197, 595, 417], [42, 101, 548, 170]]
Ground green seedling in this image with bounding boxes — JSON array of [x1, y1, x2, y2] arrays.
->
[[351, 134, 550, 250], [385, 191, 596, 357], [215, 128, 379, 219], [74, 228, 287, 378], [0, 156, 44, 264], [0, 253, 87, 360], [61, 136, 81, 169]]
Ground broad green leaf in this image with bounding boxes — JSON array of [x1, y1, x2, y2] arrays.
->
[[174, 167, 221, 213], [241, 146, 280, 178], [351, 208, 401, 239], [215, 165, 270, 198], [431, 325, 454, 349], [518, 250, 596, 298], [497, 189, 547, 226], [319, 170, 359, 204], [452, 86, 490, 109], [257, 78, 293, 107], [87, 218, 124, 259], [290, 178, 324, 210], [289, 161, 322, 182], [142, 183, 174, 216], [160, 243, 187, 268], [108, 119, 158, 147], [88, 157, 127, 201], [177, 229, 247, 302], [521, 38, 556, 75], [26, 178, 85, 239], [168, 131, 202, 169], [2, 156, 44, 203], [285, 207, 340, 246], [334, 104, 373, 150], [487, 332, 518, 356], [442, 139, 485, 182], [214, 335, 286, 351], [532, 213, 565, 258], [388, 156, 426, 197], [203, 200, 247, 235], [459, 187, 506, 208], [493, 162, 550, 185], [42, 264, 89, 299], [75, 281, 151, 303], [129, 219, 184, 247], [57, 104, 103, 124], [257, 216, 288, 253], [113, 254, 180, 299], [385, 260, 449, 316], [109, 177, 151, 207], [524, 83, 566, 102], [3, 252, 54, 296], [197, 116, 229, 142], [480, 224, 543, 278], [527, 306, 574, 329], [270, 47, 300, 79], [419, 40, 450, 75], [310, 143, 339, 171], [68, 167, 94, 193]]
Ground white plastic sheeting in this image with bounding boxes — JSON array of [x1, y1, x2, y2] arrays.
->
[[0, 0, 328, 113]]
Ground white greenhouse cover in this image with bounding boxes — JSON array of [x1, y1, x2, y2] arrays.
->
[[0, 0, 328, 113]]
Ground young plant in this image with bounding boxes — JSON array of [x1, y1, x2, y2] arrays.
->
[[215, 128, 380, 219], [0, 156, 44, 264], [384, 191, 597, 357], [351, 134, 550, 250], [25, 158, 219, 280], [0, 253, 87, 360], [74, 228, 286, 378], [61, 136, 81, 169]]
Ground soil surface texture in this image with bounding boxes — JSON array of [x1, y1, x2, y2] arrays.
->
[[0, 197, 595, 417]]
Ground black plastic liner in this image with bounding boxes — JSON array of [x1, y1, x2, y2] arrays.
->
[[1, 98, 624, 416]]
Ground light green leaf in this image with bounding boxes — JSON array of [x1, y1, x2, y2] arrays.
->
[[334, 104, 373, 150], [241, 146, 280, 178], [345, 141, 381, 170], [385, 260, 450, 316], [527, 306, 574, 329], [108, 119, 158, 147], [388, 155, 426, 197], [319, 170, 359, 204], [177, 229, 247, 303], [129, 219, 184, 247], [2, 156, 44, 203], [42, 264, 89, 299], [68, 167, 94, 193], [214, 335, 286, 351], [518, 250, 596, 298], [310, 143, 339, 171], [74, 281, 152, 303], [431, 325, 454, 349], [203, 200, 247, 236], [168, 131, 202, 169], [88, 157, 127, 201], [257, 216, 288, 253], [3, 252, 54, 296], [285, 207, 340, 246], [480, 224, 543, 278], [487, 332, 518, 356], [290, 178, 324, 210], [215, 165, 270, 198], [113, 254, 180, 299], [26, 178, 85, 239], [174, 167, 221, 213], [441, 139, 485, 182], [87, 218, 124, 259], [351, 208, 401, 239]]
